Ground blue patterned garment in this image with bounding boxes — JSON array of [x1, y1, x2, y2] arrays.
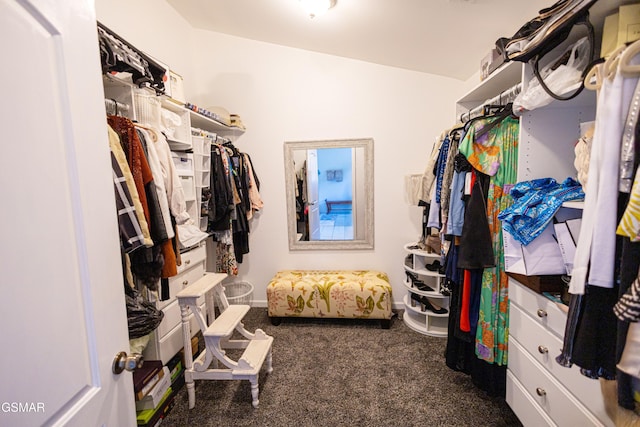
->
[[498, 177, 585, 245], [435, 136, 450, 204]]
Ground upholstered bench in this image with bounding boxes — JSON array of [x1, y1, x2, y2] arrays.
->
[[266, 270, 393, 328]]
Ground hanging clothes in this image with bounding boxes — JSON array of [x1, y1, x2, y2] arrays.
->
[[208, 145, 235, 232], [227, 143, 252, 263], [420, 136, 444, 205], [107, 115, 174, 289], [207, 141, 262, 273], [243, 153, 264, 218], [136, 128, 177, 279], [441, 129, 462, 233], [458, 114, 519, 366], [570, 68, 636, 294], [458, 170, 494, 269], [108, 125, 152, 248], [555, 52, 640, 410], [446, 153, 472, 236], [111, 150, 145, 254]]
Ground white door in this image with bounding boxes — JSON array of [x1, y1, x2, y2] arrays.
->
[[306, 149, 321, 240], [0, 1, 135, 426]]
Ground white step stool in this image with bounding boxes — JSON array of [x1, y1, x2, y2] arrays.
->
[[176, 273, 274, 408]]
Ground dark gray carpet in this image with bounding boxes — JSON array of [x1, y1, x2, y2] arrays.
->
[[162, 308, 522, 427]]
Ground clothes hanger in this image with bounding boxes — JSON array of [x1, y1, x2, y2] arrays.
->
[[133, 123, 158, 142], [619, 39, 640, 77], [584, 60, 604, 91], [603, 44, 627, 81]]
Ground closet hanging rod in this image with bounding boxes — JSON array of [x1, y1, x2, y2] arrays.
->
[[104, 98, 130, 117], [461, 83, 522, 123]]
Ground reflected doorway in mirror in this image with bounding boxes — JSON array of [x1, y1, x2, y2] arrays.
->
[[284, 138, 374, 250]]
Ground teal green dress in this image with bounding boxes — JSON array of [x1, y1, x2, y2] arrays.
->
[[459, 115, 519, 366]]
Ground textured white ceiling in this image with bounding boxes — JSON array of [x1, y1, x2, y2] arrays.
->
[[166, 0, 554, 81]]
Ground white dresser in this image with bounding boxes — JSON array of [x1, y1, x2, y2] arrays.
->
[[143, 243, 209, 365], [507, 278, 614, 427]]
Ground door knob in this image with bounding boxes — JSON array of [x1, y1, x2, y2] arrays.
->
[[538, 345, 549, 354], [112, 351, 144, 374], [537, 309, 548, 318], [536, 387, 547, 397]]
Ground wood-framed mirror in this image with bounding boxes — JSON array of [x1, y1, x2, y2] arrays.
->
[[284, 138, 374, 250]]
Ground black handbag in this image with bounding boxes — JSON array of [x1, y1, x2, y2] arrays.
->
[[495, 0, 598, 101], [125, 285, 164, 339]]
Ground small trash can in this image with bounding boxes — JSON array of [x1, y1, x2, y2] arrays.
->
[[224, 281, 254, 306]]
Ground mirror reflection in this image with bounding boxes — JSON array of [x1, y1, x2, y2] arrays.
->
[[284, 138, 374, 250]]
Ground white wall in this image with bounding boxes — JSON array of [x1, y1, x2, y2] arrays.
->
[[189, 32, 465, 306], [96, 0, 467, 308], [95, 0, 197, 99]]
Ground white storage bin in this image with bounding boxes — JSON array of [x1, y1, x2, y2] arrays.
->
[[193, 153, 209, 171], [198, 170, 211, 187], [180, 175, 196, 201], [192, 136, 206, 155], [193, 135, 212, 154], [133, 92, 161, 126], [172, 152, 193, 174]]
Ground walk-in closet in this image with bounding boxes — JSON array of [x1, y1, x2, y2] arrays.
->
[[2, 0, 640, 426]]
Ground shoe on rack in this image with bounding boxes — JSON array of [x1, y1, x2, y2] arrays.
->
[[405, 254, 413, 268], [410, 293, 424, 310], [440, 280, 451, 297], [405, 272, 434, 292], [421, 297, 448, 314], [425, 260, 442, 271]]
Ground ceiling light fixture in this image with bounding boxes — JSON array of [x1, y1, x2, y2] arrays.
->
[[299, 0, 336, 19]]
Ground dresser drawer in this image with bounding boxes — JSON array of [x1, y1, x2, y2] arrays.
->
[[177, 244, 206, 275], [158, 297, 205, 339], [157, 259, 206, 310], [506, 371, 555, 427], [508, 339, 605, 426], [510, 303, 611, 422], [509, 278, 566, 338]]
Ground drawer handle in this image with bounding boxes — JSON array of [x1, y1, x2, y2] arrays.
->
[[185, 260, 191, 265], [537, 309, 548, 318], [538, 345, 548, 354], [182, 280, 189, 286], [536, 387, 547, 397]]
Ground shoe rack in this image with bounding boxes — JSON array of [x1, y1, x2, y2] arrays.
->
[[402, 243, 450, 337]]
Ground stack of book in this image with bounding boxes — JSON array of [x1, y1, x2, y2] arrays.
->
[[133, 358, 184, 427]]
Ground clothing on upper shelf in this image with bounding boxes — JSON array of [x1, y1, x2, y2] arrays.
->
[[498, 177, 584, 246]]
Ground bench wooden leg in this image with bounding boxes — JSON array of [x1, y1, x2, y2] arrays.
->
[[269, 316, 282, 326]]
